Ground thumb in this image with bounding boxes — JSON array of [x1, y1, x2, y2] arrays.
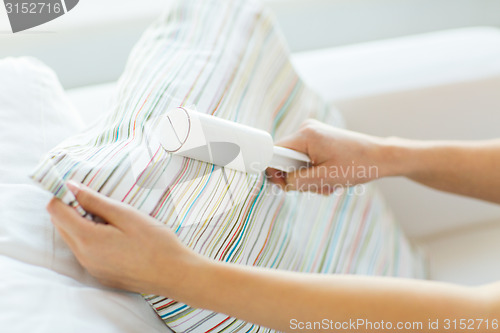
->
[[66, 181, 131, 228], [274, 131, 308, 155], [285, 165, 333, 194]]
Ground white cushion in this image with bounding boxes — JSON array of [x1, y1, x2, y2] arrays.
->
[[0, 57, 171, 333], [424, 222, 500, 285], [66, 82, 116, 125], [292, 26, 500, 101]]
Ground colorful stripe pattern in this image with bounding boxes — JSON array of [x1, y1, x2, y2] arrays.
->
[[31, 0, 425, 331]]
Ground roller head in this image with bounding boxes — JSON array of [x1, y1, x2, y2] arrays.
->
[[153, 107, 274, 173]]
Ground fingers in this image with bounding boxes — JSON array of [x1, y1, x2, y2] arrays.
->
[[52, 222, 79, 253], [47, 197, 117, 276], [272, 120, 330, 193], [267, 165, 337, 195], [46, 197, 99, 242], [285, 165, 334, 195], [274, 131, 308, 154], [66, 181, 133, 229], [265, 167, 287, 189], [275, 118, 323, 152]]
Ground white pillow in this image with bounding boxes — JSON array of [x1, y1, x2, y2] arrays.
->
[[0, 57, 170, 333]]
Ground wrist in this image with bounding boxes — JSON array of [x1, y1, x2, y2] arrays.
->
[[164, 258, 239, 313], [155, 251, 214, 303], [376, 136, 423, 178]]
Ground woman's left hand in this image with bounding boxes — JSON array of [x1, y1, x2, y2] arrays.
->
[[46, 181, 204, 298]]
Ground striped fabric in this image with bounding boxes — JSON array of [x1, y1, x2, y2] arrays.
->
[[31, 0, 425, 331]]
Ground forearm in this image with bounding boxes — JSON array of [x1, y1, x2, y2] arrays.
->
[[50, 181, 500, 332], [169, 259, 497, 332], [380, 138, 500, 204]]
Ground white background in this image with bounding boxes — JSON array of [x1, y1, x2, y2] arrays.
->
[[1, 0, 500, 88]]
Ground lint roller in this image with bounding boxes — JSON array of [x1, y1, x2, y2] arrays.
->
[[152, 107, 311, 174]]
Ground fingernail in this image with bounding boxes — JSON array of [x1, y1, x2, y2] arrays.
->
[[66, 180, 81, 196]]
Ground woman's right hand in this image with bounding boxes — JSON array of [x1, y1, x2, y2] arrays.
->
[[267, 119, 395, 194]]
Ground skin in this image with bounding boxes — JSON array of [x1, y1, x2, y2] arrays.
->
[[47, 119, 500, 332], [267, 119, 500, 203]]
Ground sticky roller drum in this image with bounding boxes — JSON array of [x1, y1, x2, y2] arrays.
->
[[151, 107, 311, 174]]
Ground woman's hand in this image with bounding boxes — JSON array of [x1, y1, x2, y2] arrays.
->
[[268, 119, 500, 204], [267, 119, 394, 194], [46, 181, 205, 298]]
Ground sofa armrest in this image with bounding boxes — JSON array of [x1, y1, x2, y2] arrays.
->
[[291, 27, 500, 239]]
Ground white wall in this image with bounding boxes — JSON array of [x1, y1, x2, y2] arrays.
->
[[0, 0, 163, 88], [1, 0, 500, 88]]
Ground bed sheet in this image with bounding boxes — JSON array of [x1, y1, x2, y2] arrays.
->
[[0, 255, 170, 333], [0, 57, 169, 333]]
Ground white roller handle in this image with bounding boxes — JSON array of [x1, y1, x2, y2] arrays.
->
[[153, 107, 311, 174], [270, 146, 311, 173]]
